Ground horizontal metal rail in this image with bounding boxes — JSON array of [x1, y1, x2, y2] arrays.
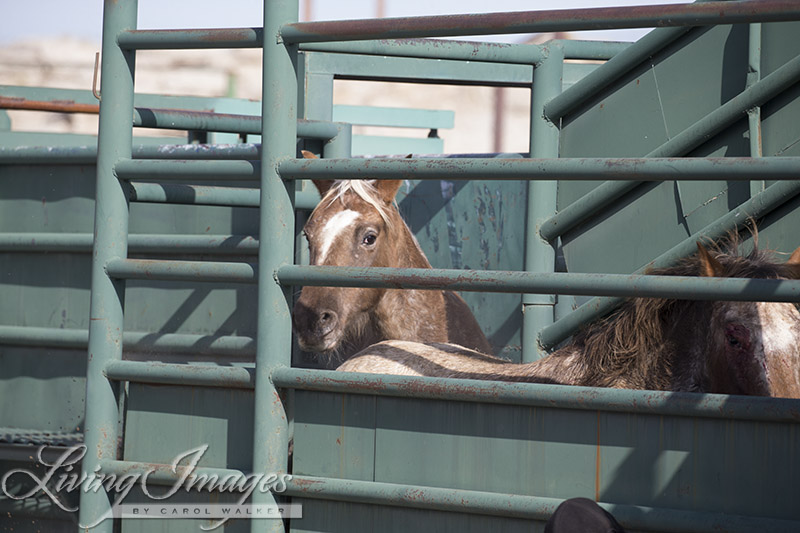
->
[[0, 233, 259, 254], [272, 367, 800, 423], [117, 27, 263, 50], [105, 258, 257, 283], [104, 360, 255, 388], [0, 144, 261, 164], [100, 459, 245, 487], [300, 38, 546, 65], [0, 325, 255, 356], [128, 182, 260, 207], [275, 265, 800, 302], [279, 156, 800, 181], [134, 108, 342, 139], [540, 51, 800, 241], [539, 178, 800, 348], [280, 1, 800, 44], [114, 159, 260, 181], [282, 475, 800, 533]]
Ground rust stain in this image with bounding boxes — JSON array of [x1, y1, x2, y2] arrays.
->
[[595, 410, 601, 502], [0, 96, 99, 114]]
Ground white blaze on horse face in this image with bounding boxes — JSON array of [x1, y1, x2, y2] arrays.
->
[[317, 209, 361, 264]]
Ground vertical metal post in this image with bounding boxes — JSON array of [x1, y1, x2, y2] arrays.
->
[[747, 23, 765, 196], [522, 44, 563, 362], [79, 0, 137, 530], [254, 1, 297, 532]]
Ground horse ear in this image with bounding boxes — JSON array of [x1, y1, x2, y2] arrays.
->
[[373, 180, 403, 204], [301, 150, 334, 198], [787, 246, 800, 266], [697, 242, 723, 277]]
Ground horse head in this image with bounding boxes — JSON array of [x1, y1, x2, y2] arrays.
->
[[292, 151, 426, 356], [698, 242, 800, 398]]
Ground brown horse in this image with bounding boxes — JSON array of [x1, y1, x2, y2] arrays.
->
[[338, 240, 800, 398], [292, 151, 491, 359]]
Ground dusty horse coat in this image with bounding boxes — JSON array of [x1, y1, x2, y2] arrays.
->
[[339, 241, 800, 398], [293, 151, 492, 359]]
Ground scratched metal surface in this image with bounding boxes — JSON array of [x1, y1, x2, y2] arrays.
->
[[558, 22, 800, 280]]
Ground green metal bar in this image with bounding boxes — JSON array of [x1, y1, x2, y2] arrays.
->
[[554, 39, 630, 60], [133, 107, 260, 133], [539, 179, 800, 349], [0, 143, 261, 163], [279, 156, 800, 181], [0, 325, 255, 356], [545, 26, 692, 121], [127, 182, 260, 207], [117, 27, 263, 49], [272, 368, 800, 423], [100, 459, 245, 487], [104, 360, 254, 388], [280, 1, 800, 44], [0, 233, 258, 254], [79, 0, 137, 530], [275, 264, 800, 302], [522, 43, 562, 362], [540, 50, 800, 242], [114, 158, 259, 181], [255, 3, 297, 533], [748, 23, 766, 195], [281, 474, 800, 532], [299, 38, 546, 64], [105, 257, 257, 283]]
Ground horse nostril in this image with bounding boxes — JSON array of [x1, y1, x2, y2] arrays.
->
[[318, 310, 338, 335]]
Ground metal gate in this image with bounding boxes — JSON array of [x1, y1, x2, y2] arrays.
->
[[1, 1, 800, 532]]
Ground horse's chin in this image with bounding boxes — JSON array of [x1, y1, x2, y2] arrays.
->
[[297, 332, 345, 356]]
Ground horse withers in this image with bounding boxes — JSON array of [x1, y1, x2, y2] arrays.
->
[[338, 240, 800, 398], [292, 151, 491, 360]]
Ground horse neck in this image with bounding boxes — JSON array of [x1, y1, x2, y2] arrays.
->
[[388, 213, 432, 269], [374, 214, 447, 340]]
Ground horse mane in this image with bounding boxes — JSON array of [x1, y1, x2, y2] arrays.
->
[[573, 232, 800, 388], [322, 180, 397, 229]]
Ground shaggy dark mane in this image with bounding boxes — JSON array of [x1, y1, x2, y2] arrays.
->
[[572, 234, 800, 389]]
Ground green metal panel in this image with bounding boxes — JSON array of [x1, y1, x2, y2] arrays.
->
[[558, 22, 800, 279], [292, 389, 800, 532]]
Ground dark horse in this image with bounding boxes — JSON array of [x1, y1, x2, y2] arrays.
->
[[338, 239, 800, 398], [292, 151, 491, 359]]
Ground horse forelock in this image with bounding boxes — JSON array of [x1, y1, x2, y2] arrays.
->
[[321, 180, 398, 229]]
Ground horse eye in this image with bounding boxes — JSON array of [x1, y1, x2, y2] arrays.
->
[[362, 233, 377, 246], [726, 334, 739, 347]]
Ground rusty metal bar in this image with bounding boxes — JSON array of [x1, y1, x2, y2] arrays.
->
[[105, 257, 257, 283], [117, 27, 263, 49], [104, 360, 255, 388], [278, 156, 800, 182], [100, 459, 245, 487], [114, 158, 260, 181], [0, 233, 258, 254], [0, 144, 261, 164], [0, 325, 255, 357], [275, 264, 800, 303], [299, 38, 546, 65], [0, 96, 99, 114], [127, 182, 260, 207], [280, 474, 800, 532], [272, 367, 800, 423], [280, 1, 800, 44]]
